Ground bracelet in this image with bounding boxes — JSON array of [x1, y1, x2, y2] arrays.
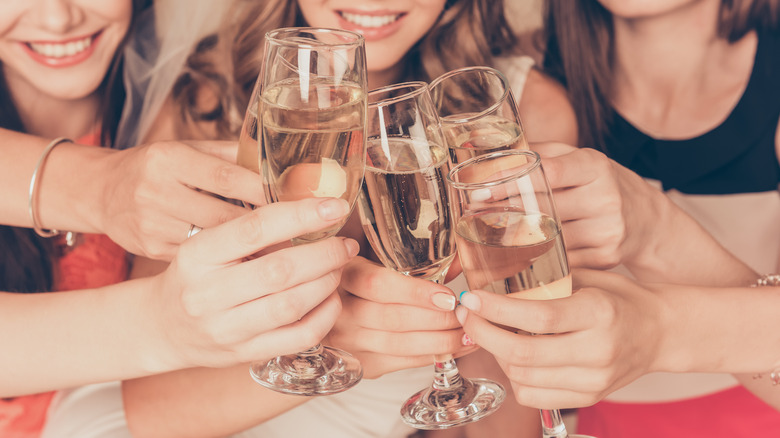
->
[[750, 274, 780, 385], [751, 274, 780, 288], [28, 137, 73, 238]]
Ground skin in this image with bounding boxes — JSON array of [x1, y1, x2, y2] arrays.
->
[[0, 197, 358, 397], [454, 0, 780, 412], [121, 1, 578, 437], [0, 0, 132, 138]]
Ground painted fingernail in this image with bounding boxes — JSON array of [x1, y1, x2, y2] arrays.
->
[[342, 238, 360, 257], [318, 198, 350, 220], [455, 305, 468, 325], [462, 333, 475, 346], [432, 292, 456, 311], [459, 291, 481, 312]]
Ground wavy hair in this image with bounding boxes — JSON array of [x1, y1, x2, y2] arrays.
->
[[172, 0, 520, 138], [542, 0, 780, 149]]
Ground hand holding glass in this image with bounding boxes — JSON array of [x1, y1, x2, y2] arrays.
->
[[447, 150, 593, 438], [245, 27, 367, 395], [356, 82, 505, 429]]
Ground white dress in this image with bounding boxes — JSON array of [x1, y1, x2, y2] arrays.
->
[[39, 55, 538, 438]]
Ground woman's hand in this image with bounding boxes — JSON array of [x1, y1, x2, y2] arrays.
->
[[326, 257, 477, 379], [454, 269, 666, 409], [148, 197, 359, 371], [96, 140, 265, 260], [532, 142, 662, 271]]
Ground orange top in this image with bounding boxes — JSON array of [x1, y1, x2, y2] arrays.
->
[[0, 132, 129, 438]]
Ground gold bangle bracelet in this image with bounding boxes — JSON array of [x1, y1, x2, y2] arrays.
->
[[28, 137, 74, 238], [751, 274, 780, 385]]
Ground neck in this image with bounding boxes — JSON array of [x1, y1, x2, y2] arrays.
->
[[3, 68, 100, 140], [612, 0, 723, 95]]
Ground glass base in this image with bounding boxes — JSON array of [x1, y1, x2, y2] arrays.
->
[[250, 345, 362, 396], [400, 377, 505, 429]]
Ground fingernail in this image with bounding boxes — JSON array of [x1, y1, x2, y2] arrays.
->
[[318, 198, 350, 220], [471, 188, 492, 202], [459, 291, 481, 312], [432, 292, 456, 311], [462, 333, 475, 346], [455, 305, 468, 325], [342, 238, 360, 258]]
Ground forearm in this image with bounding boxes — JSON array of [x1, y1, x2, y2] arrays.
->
[[622, 187, 756, 287], [0, 279, 174, 397], [654, 284, 780, 376], [0, 128, 110, 233], [122, 366, 309, 438]]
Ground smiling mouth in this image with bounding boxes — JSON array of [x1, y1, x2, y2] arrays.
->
[[339, 11, 403, 28], [26, 33, 97, 59]]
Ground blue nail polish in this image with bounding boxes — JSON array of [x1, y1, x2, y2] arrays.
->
[[458, 290, 468, 303]]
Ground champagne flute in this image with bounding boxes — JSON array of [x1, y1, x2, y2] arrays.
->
[[447, 149, 592, 438], [429, 66, 528, 165], [246, 27, 367, 395], [357, 82, 505, 429]]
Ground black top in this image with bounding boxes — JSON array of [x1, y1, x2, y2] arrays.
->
[[600, 29, 780, 195]]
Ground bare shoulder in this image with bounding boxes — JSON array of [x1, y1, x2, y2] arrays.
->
[[517, 68, 578, 146]]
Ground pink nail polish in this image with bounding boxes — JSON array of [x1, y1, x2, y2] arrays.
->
[[462, 333, 475, 346]]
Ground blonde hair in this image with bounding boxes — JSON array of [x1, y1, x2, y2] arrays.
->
[[171, 0, 520, 137]]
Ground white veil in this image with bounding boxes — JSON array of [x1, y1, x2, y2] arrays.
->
[[116, 0, 234, 148]]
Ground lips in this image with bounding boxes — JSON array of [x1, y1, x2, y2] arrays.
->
[[20, 31, 101, 68], [336, 10, 406, 41]]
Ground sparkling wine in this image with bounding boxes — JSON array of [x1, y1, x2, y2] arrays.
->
[[441, 115, 527, 164], [358, 138, 455, 280], [260, 79, 366, 241], [455, 207, 571, 300]]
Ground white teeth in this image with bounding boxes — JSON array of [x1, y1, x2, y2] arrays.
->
[[29, 36, 93, 59], [341, 12, 400, 28]]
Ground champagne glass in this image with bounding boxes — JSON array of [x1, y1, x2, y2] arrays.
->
[[356, 82, 505, 429], [447, 149, 588, 438], [246, 27, 367, 395], [429, 66, 528, 165]]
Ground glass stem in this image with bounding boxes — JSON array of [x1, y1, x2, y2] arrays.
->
[[298, 343, 323, 356], [428, 269, 463, 391], [431, 354, 463, 390], [540, 408, 568, 438]]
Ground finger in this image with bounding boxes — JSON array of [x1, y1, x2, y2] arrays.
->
[[341, 257, 457, 311], [337, 326, 467, 357], [238, 292, 343, 363], [459, 309, 614, 369], [171, 142, 266, 207], [182, 197, 353, 266], [538, 147, 608, 190], [194, 236, 357, 309], [342, 296, 461, 332], [501, 364, 614, 394], [185, 140, 239, 162], [171, 187, 253, 236], [529, 141, 578, 158], [214, 268, 344, 344], [510, 382, 603, 410], [458, 289, 594, 334]]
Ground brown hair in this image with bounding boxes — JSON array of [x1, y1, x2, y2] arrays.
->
[[172, 0, 520, 138], [542, 0, 780, 149]]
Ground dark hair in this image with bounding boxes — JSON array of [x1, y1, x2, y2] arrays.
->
[[542, 0, 780, 149], [0, 0, 151, 293], [171, 0, 519, 139]]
